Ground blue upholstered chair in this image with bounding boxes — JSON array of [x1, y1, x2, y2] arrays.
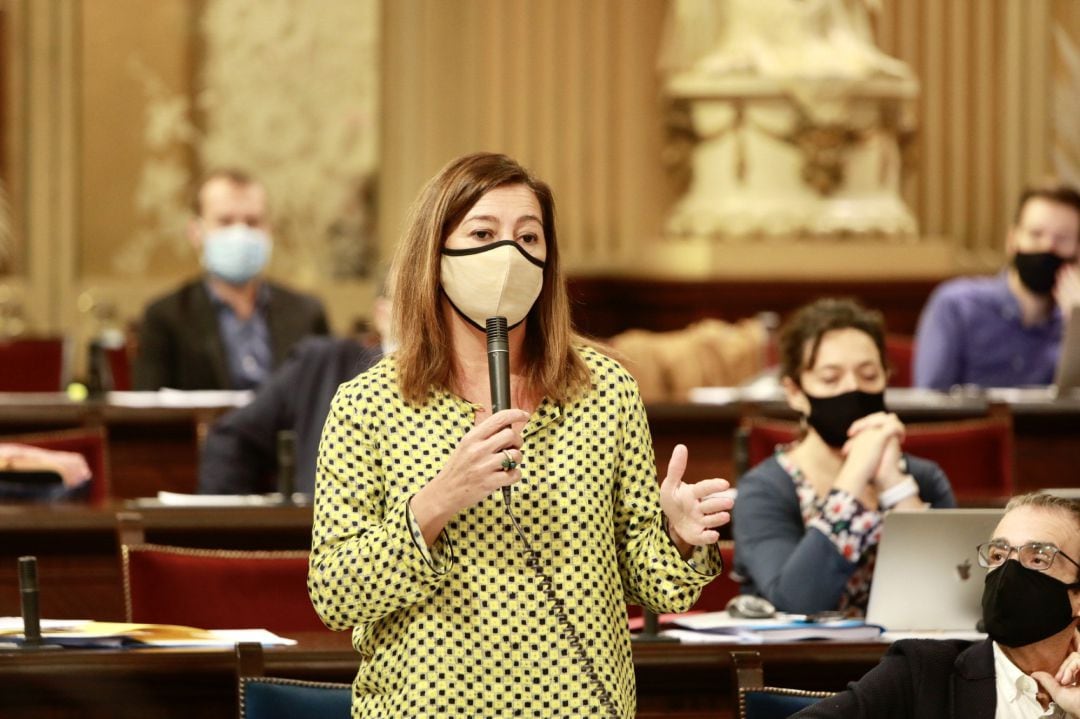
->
[[236, 642, 351, 719], [732, 650, 832, 719]]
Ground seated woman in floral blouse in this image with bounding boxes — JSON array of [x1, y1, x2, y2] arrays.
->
[[733, 298, 956, 615]]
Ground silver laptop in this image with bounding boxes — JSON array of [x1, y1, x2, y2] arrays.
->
[[1054, 306, 1080, 396], [865, 509, 1002, 632]]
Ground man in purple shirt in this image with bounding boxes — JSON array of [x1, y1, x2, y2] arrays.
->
[[914, 182, 1080, 390]]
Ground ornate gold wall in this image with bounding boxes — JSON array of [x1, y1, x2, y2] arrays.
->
[[1, 0, 1078, 363], [379, 0, 1077, 277]]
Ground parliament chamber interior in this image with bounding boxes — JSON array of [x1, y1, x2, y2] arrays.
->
[[1, 1, 1079, 717]]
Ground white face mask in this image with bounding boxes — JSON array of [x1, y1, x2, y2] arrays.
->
[[440, 240, 545, 331], [201, 224, 271, 285]]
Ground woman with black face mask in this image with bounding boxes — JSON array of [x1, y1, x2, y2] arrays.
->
[[733, 298, 956, 615], [793, 492, 1080, 719]]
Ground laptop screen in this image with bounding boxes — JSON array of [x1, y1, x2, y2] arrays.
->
[[866, 509, 1002, 633]]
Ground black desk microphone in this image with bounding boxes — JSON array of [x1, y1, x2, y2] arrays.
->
[[485, 317, 512, 504], [19, 556, 42, 646]]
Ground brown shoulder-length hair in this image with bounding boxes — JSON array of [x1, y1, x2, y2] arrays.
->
[[390, 152, 591, 405]]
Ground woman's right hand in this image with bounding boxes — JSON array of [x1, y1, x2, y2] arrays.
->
[[409, 409, 529, 545]]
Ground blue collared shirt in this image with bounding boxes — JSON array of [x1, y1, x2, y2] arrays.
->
[[913, 272, 1063, 390], [205, 281, 272, 390]]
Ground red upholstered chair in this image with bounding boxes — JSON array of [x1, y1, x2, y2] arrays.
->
[[736, 413, 1014, 505], [118, 514, 327, 633], [736, 418, 800, 477], [104, 345, 132, 391], [0, 336, 68, 391], [885, 335, 915, 388], [902, 414, 1013, 505], [1, 427, 110, 502]]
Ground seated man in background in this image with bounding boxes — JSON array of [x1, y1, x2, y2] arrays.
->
[[795, 492, 1080, 718], [198, 293, 391, 495], [914, 181, 1080, 390], [133, 169, 329, 391]]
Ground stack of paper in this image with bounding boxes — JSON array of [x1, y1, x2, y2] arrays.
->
[[659, 612, 885, 644], [0, 618, 296, 648]]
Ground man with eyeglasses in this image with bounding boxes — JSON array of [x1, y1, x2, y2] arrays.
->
[[795, 492, 1080, 718]]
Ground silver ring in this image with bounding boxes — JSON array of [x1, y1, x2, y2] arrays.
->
[[500, 449, 517, 471]]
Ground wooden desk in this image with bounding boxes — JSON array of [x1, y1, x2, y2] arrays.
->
[[2, 389, 1077, 502], [648, 392, 1080, 495], [0, 631, 888, 718], [0, 392, 243, 499], [0, 502, 314, 620]]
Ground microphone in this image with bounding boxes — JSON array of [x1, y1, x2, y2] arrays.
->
[[276, 429, 297, 504], [19, 556, 43, 646], [485, 317, 512, 504]]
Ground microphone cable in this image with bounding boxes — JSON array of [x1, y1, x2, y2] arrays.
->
[[486, 316, 618, 717], [500, 491, 620, 719]]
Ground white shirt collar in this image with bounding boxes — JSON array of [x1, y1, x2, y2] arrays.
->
[[993, 641, 1065, 718]]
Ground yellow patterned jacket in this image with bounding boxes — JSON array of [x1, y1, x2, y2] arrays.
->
[[309, 346, 722, 718]]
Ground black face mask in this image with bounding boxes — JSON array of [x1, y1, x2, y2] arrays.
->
[[1013, 252, 1069, 295], [981, 560, 1080, 648], [804, 390, 886, 449]]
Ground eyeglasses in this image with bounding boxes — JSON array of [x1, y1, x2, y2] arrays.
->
[[976, 540, 1080, 572]]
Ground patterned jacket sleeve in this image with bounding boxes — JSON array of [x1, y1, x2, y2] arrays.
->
[[307, 381, 453, 630], [610, 367, 723, 613]]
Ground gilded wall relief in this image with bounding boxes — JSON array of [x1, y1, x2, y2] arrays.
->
[[658, 0, 919, 242], [0, 4, 14, 278], [83, 0, 380, 287], [1052, 21, 1080, 188]]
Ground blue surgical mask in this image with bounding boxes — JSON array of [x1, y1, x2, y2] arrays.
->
[[202, 225, 271, 285]]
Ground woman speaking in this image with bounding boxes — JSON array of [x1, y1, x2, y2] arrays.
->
[[308, 152, 732, 718]]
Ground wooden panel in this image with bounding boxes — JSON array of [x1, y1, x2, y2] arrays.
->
[[0, 503, 316, 619], [0, 631, 886, 719], [568, 276, 940, 338]]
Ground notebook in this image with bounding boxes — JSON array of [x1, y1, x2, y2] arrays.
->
[[1054, 306, 1080, 395], [865, 509, 1002, 633]]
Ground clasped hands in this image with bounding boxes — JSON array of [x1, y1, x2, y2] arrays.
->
[[659, 444, 733, 557], [835, 412, 910, 496]]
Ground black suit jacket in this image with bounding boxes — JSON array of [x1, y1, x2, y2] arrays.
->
[[794, 639, 995, 719], [198, 337, 381, 495], [132, 279, 330, 391]]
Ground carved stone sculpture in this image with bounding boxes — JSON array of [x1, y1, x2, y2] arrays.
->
[[659, 0, 919, 240]]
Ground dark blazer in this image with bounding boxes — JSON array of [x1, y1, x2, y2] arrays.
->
[[794, 638, 995, 719], [132, 279, 330, 391], [198, 337, 382, 495]]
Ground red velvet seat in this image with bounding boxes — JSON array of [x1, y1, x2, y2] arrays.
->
[[104, 345, 132, 391], [885, 335, 915, 388], [737, 413, 1014, 505], [119, 515, 327, 633], [1, 427, 109, 502], [0, 337, 67, 391]]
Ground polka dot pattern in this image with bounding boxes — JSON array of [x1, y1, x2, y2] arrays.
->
[[308, 346, 722, 718]]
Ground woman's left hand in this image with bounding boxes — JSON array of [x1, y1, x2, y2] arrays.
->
[[659, 444, 733, 555]]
